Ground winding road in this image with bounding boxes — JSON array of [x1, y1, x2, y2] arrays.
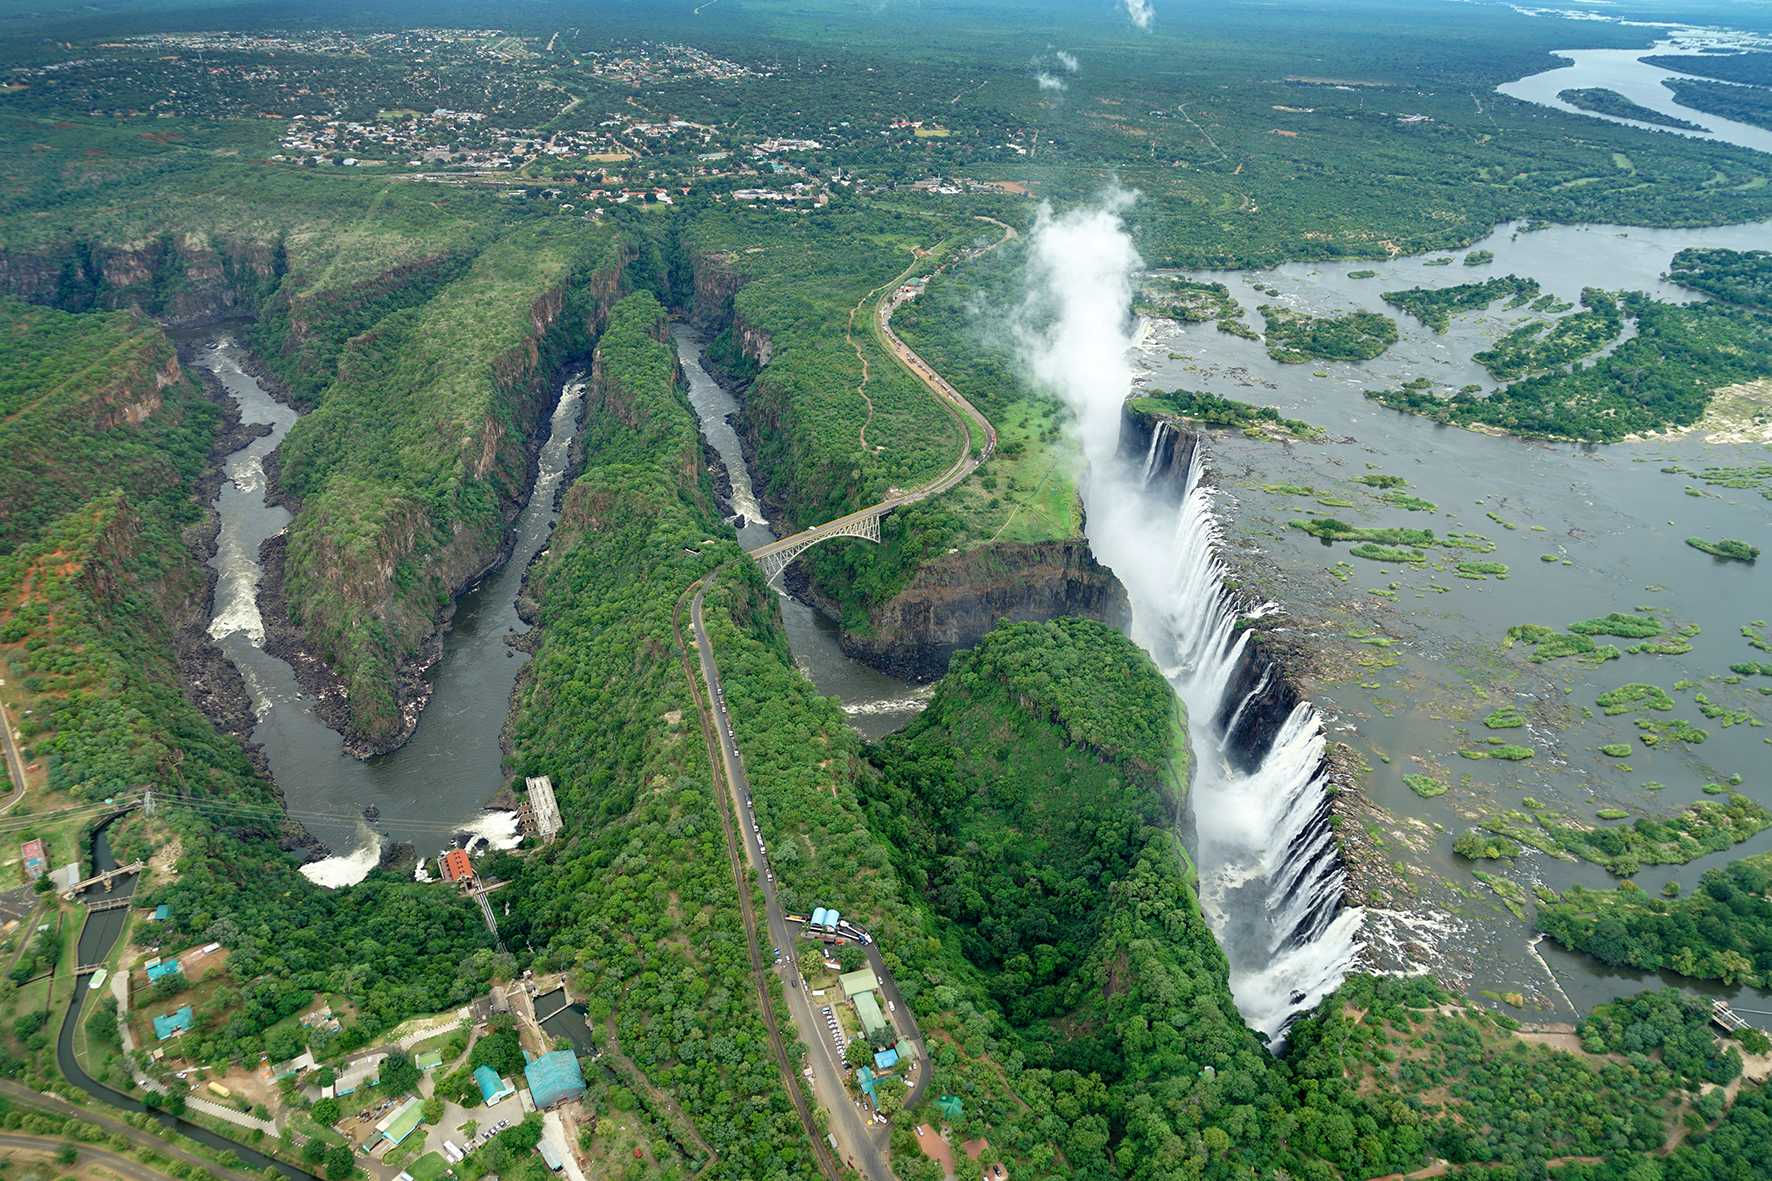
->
[[674, 226, 1010, 1176], [745, 219, 1008, 579]]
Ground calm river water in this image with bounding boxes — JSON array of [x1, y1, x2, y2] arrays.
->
[[1501, 25, 1772, 155]]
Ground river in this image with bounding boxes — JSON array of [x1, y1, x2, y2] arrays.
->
[[1500, 23, 1772, 155], [671, 323, 931, 739], [1134, 216, 1772, 1022], [196, 336, 582, 884]]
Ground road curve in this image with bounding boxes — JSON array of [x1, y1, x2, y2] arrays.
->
[[745, 222, 1006, 570]]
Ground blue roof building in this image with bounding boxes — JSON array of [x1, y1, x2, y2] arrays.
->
[[153, 1005, 193, 1040], [873, 1047, 900, 1072], [523, 1050, 585, 1108], [474, 1065, 515, 1106], [145, 958, 183, 983]]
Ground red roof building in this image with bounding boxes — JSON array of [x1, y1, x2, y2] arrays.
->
[[440, 849, 474, 882]]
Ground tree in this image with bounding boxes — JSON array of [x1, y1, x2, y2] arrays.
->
[[836, 945, 866, 973], [798, 945, 826, 976], [844, 1039, 873, 1068], [312, 1098, 341, 1127], [322, 1144, 354, 1181], [380, 1051, 420, 1096]]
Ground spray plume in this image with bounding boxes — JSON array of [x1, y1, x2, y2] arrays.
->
[[1014, 190, 1362, 1045], [1123, 0, 1155, 30]]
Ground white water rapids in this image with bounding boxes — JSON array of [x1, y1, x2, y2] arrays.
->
[[1018, 193, 1362, 1043]]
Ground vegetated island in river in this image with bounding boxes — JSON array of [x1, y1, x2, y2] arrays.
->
[[1557, 87, 1707, 132], [1365, 249, 1772, 441]]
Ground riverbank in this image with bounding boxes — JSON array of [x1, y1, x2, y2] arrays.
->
[[185, 334, 579, 872]]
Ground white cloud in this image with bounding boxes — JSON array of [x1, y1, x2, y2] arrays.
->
[[1055, 49, 1080, 73], [1123, 0, 1154, 30], [1036, 71, 1068, 92]]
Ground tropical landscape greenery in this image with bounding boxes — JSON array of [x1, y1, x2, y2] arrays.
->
[[2, 0, 1772, 1178]]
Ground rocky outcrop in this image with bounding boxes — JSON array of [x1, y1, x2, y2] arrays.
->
[[0, 232, 284, 327], [1117, 399, 1200, 502], [831, 540, 1129, 681]]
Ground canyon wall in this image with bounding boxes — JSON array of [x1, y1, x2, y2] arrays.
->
[[687, 246, 1128, 682]]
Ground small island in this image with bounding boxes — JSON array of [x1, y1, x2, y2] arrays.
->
[[1687, 536, 1760, 563], [1557, 87, 1706, 131]]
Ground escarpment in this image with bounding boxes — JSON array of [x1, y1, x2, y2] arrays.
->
[[270, 239, 634, 753], [0, 232, 284, 327]]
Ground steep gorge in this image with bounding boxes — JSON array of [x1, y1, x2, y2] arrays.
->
[[685, 244, 1126, 683]]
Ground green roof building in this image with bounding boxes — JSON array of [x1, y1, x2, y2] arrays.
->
[[852, 991, 890, 1038], [414, 1050, 444, 1072], [377, 1098, 424, 1147], [838, 967, 879, 1000]]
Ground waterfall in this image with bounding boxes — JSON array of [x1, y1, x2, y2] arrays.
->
[[1220, 664, 1274, 752], [1012, 190, 1358, 1047], [1098, 441, 1363, 1046], [1140, 419, 1171, 485]]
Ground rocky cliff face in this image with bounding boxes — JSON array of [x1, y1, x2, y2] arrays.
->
[[1116, 400, 1200, 502], [274, 252, 633, 753], [833, 540, 1130, 680], [0, 232, 283, 327]]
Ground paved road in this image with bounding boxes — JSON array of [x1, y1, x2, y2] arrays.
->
[[745, 222, 1005, 573], [0, 679, 30, 814], [676, 586, 847, 1181], [0, 1082, 267, 1181], [686, 586, 896, 1181]]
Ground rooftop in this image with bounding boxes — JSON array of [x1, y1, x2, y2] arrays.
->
[[524, 1050, 585, 1108]]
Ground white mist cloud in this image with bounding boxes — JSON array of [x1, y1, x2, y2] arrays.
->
[[1123, 0, 1155, 30], [1036, 71, 1068, 92], [1015, 188, 1141, 465], [1055, 49, 1080, 73]]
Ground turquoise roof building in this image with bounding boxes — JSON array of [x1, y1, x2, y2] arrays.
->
[[474, 1065, 515, 1106], [145, 958, 183, 983], [524, 1050, 585, 1108], [152, 1005, 193, 1040]]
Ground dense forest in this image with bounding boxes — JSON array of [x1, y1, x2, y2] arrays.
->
[[1538, 853, 1772, 988]]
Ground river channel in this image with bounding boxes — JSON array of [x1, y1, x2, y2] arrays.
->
[[197, 337, 580, 885], [671, 323, 931, 739], [1135, 217, 1772, 1022], [1500, 22, 1772, 155], [195, 324, 925, 889]]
